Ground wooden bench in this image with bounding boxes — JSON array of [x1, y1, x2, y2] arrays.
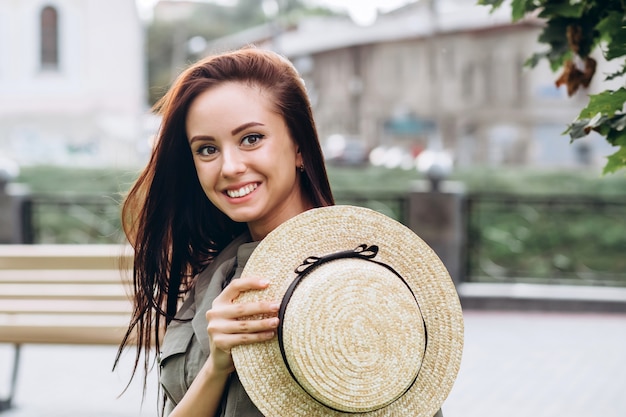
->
[[0, 244, 134, 411]]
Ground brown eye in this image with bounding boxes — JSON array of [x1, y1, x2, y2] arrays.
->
[[241, 134, 264, 147], [197, 145, 218, 156]]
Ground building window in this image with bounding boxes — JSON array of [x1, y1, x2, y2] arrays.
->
[[40, 5, 59, 70]]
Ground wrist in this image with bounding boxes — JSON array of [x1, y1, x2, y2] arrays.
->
[[201, 354, 234, 382]]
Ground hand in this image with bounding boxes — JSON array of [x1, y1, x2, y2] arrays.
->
[[205, 276, 280, 374]]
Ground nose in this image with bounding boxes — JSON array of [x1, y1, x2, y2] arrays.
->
[[220, 146, 246, 177]]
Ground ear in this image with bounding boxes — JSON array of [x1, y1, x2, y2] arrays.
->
[[295, 148, 303, 168]]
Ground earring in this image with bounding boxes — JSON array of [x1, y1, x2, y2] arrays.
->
[[299, 164, 305, 173]]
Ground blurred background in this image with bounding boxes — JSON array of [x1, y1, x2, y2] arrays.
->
[[0, 0, 625, 416]]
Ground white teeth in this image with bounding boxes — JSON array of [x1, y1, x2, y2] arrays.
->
[[226, 184, 258, 198]]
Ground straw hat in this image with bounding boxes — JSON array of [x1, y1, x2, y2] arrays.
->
[[232, 205, 463, 417]]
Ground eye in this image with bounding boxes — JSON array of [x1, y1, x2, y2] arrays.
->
[[196, 144, 218, 156], [241, 133, 265, 147]]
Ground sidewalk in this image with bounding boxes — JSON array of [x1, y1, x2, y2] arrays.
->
[[445, 310, 626, 417], [0, 344, 159, 417], [1, 310, 625, 417]]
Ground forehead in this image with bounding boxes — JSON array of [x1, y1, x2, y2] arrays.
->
[[193, 81, 275, 111], [185, 82, 282, 134]]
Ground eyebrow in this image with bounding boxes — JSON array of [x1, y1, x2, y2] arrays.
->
[[189, 121, 265, 145], [231, 121, 264, 136]]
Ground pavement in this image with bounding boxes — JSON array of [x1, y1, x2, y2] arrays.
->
[[1, 310, 625, 417]]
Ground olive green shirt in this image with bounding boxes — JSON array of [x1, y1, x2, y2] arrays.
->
[[160, 234, 263, 416], [158, 234, 444, 417]]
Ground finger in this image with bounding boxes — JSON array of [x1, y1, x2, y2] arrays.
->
[[209, 300, 280, 322], [209, 316, 279, 338], [211, 329, 277, 352], [216, 276, 270, 303], [208, 316, 279, 350]]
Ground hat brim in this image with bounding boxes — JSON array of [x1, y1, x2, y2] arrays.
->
[[232, 205, 464, 417]]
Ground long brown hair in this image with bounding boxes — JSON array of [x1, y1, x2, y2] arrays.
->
[[114, 47, 334, 389]]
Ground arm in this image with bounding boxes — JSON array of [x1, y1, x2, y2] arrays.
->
[[168, 276, 280, 417]]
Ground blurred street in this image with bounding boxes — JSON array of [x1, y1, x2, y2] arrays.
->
[[1, 310, 625, 417], [445, 311, 626, 417]]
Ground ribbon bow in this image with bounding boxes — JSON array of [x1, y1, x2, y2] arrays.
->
[[294, 244, 379, 274]]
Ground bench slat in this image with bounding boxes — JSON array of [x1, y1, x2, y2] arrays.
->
[[0, 299, 132, 315], [0, 269, 131, 284], [0, 283, 130, 299], [0, 313, 130, 345], [0, 244, 132, 270]]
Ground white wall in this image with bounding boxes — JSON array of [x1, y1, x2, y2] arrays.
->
[[0, 0, 146, 167]]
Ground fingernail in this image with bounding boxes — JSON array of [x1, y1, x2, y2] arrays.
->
[[259, 279, 270, 286], [270, 303, 280, 311]]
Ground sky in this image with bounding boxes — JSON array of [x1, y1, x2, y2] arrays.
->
[[135, 0, 416, 25]]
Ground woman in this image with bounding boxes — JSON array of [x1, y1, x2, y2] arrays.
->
[[115, 47, 334, 416]]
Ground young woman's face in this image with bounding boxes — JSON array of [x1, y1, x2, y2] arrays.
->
[[186, 82, 309, 240]]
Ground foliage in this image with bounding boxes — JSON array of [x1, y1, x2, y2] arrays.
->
[[478, 0, 626, 174], [468, 196, 626, 286], [15, 165, 139, 195]]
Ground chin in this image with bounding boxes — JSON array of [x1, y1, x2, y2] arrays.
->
[[223, 209, 259, 224]]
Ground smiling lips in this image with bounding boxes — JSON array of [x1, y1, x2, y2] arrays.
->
[[226, 183, 258, 198]]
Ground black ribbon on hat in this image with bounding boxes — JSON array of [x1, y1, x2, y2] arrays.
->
[[276, 244, 427, 413]]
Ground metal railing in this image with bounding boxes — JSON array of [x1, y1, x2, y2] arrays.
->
[[465, 193, 626, 287], [12, 191, 626, 287], [19, 194, 125, 244]]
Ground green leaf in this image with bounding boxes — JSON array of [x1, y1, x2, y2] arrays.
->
[[605, 62, 626, 81], [476, 0, 506, 12], [511, 0, 535, 21], [596, 12, 622, 36], [524, 51, 549, 68], [603, 146, 626, 175], [548, 48, 572, 71], [537, 18, 569, 45], [585, 113, 609, 134], [539, 2, 585, 19], [579, 88, 626, 119], [596, 12, 626, 60], [536, 18, 571, 69], [609, 114, 626, 132], [566, 113, 614, 141], [605, 31, 626, 61], [606, 121, 626, 146], [565, 118, 590, 140]]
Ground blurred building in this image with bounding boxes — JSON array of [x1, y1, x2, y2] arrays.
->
[[206, 0, 618, 170], [0, 0, 146, 167], [153, 0, 198, 22]]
